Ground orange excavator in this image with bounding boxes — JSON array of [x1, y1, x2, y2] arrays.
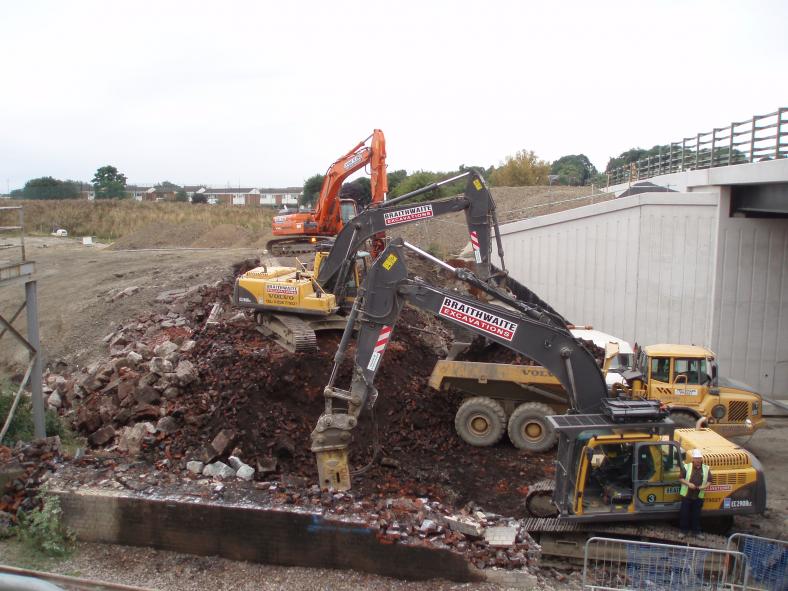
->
[[267, 129, 388, 257]]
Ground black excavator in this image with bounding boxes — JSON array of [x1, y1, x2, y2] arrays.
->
[[308, 238, 766, 543]]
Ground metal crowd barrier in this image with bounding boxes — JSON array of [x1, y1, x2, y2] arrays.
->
[[726, 533, 788, 591], [582, 536, 750, 590]]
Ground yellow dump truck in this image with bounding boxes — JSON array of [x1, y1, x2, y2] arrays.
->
[[430, 343, 764, 452]]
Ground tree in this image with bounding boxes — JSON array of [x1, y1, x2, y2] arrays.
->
[[489, 150, 550, 186], [340, 177, 372, 207], [301, 174, 325, 208], [154, 181, 181, 200], [92, 165, 127, 199], [389, 171, 445, 199], [175, 188, 188, 202], [551, 154, 598, 186], [191, 193, 208, 204], [14, 177, 80, 200], [386, 169, 408, 195]]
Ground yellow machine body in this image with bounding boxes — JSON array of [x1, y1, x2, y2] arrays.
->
[[571, 428, 764, 520], [632, 344, 764, 436]]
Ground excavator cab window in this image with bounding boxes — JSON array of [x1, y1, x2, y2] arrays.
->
[[650, 357, 670, 383], [583, 443, 635, 513], [673, 358, 708, 385], [340, 199, 358, 224]]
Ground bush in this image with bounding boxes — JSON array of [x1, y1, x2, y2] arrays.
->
[[16, 494, 75, 557], [0, 382, 69, 444]]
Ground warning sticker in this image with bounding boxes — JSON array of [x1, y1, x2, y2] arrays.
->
[[266, 284, 298, 296], [439, 297, 518, 341], [706, 484, 733, 493], [382, 254, 398, 270], [366, 326, 392, 371], [473, 179, 483, 191], [383, 204, 434, 226], [470, 231, 482, 264]]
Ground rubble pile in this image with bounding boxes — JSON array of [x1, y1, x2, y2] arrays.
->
[[0, 436, 63, 526], [3, 260, 560, 571]]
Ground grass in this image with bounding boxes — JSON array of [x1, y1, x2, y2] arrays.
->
[[11, 199, 275, 242]]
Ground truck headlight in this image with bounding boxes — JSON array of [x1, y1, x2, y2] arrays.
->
[[752, 402, 759, 416], [712, 404, 726, 419], [745, 418, 753, 430]]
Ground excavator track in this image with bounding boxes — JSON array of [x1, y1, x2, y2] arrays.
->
[[266, 237, 335, 258], [525, 478, 559, 517], [255, 313, 318, 353], [523, 480, 728, 559]]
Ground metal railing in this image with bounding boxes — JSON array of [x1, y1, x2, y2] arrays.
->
[[582, 536, 751, 590], [727, 533, 788, 591], [608, 108, 788, 186]]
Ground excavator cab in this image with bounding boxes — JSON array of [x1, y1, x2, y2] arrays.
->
[[543, 403, 765, 524], [339, 199, 358, 224]]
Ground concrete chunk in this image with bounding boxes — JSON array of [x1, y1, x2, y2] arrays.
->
[[186, 461, 204, 475], [236, 464, 255, 481], [154, 340, 179, 359], [445, 515, 484, 537], [203, 461, 236, 480], [175, 360, 198, 385], [484, 526, 518, 547], [149, 357, 174, 374]]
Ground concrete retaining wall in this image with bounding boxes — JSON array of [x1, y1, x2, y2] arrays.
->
[[55, 489, 483, 583]]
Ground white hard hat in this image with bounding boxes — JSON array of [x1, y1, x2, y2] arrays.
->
[[692, 449, 703, 459]]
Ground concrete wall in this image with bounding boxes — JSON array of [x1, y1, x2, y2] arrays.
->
[[496, 192, 719, 349], [712, 187, 788, 397]]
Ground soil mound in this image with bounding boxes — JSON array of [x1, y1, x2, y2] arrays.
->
[[190, 224, 256, 248]]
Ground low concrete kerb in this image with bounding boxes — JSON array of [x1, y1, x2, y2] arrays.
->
[[51, 487, 537, 586]]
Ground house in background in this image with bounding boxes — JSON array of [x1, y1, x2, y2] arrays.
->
[[260, 187, 302, 208], [204, 187, 261, 206], [184, 186, 207, 202], [126, 185, 153, 201], [71, 181, 303, 206]]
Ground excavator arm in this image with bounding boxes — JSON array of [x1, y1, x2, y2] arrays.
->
[[317, 170, 499, 302], [310, 238, 609, 490], [313, 129, 388, 234]]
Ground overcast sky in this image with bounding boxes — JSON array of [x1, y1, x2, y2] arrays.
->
[[1, 0, 786, 191]]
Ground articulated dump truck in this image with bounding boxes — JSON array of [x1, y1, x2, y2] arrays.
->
[[430, 340, 764, 452]]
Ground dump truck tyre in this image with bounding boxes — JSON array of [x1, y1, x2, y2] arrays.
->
[[669, 410, 698, 429], [507, 402, 557, 452], [454, 397, 506, 447]]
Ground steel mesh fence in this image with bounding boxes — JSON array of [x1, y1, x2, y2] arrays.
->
[[583, 536, 750, 590], [727, 533, 788, 591]]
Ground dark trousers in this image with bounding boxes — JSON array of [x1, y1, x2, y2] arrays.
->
[[680, 497, 703, 533]]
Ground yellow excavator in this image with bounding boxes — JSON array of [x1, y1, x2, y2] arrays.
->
[[233, 170, 549, 352]]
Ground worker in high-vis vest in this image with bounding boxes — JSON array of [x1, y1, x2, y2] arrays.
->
[[678, 448, 712, 539]]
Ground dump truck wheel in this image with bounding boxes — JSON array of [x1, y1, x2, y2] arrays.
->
[[669, 410, 698, 429], [454, 397, 506, 447], [507, 402, 557, 452]]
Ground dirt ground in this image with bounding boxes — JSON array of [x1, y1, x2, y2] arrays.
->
[[0, 237, 258, 373]]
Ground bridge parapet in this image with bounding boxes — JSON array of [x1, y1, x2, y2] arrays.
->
[[608, 107, 787, 186]]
